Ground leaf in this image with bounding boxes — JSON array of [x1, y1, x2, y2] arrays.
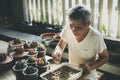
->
[[101, 24, 106, 33]]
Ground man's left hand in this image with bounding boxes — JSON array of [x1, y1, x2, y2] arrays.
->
[[78, 63, 92, 79]]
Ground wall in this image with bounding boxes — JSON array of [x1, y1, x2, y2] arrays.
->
[[0, 0, 12, 16], [11, 0, 24, 21], [0, 0, 24, 21]]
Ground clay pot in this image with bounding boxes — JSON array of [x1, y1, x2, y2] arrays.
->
[[0, 56, 13, 72]]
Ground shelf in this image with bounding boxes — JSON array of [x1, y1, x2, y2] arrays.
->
[[98, 62, 120, 76]]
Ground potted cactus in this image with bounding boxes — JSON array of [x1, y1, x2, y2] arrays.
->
[[22, 66, 38, 80], [36, 58, 49, 74], [12, 60, 27, 80], [26, 57, 37, 66], [37, 44, 46, 58]]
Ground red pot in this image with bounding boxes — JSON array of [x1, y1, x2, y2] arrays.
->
[[0, 56, 13, 72]]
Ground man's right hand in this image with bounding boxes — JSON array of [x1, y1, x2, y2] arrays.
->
[[52, 50, 62, 64]]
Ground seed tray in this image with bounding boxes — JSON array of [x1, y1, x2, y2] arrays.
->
[[40, 63, 82, 80]]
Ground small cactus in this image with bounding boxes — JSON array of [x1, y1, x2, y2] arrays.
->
[[37, 44, 45, 51], [0, 53, 7, 62], [13, 38, 21, 44], [30, 41, 38, 48]]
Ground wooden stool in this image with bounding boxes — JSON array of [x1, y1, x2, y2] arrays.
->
[[97, 71, 104, 80]]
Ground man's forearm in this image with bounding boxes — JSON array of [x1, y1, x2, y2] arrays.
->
[[78, 49, 108, 80], [56, 39, 66, 52], [90, 56, 107, 70], [90, 49, 108, 70]]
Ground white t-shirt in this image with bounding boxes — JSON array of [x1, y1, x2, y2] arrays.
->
[[60, 26, 107, 80]]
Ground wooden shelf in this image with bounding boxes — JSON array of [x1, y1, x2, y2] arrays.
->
[[98, 62, 120, 76]]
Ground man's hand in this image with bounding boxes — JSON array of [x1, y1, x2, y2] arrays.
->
[[78, 63, 92, 80], [80, 63, 92, 74], [52, 50, 62, 64]]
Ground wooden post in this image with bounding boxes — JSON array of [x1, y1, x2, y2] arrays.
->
[[33, 0, 37, 21], [40, 0, 43, 22], [56, 0, 59, 25], [23, 0, 29, 22], [37, 0, 41, 22], [58, 0, 63, 25], [45, 0, 48, 23], [50, 0, 54, 24], [62, 0, 66, 26], [117, 0, 120, 38], [98, 0, 103, 32], [42, 0, 46, 22], [79, 0, 83, 5], [82, 0, 87, 5], [75, 0, 79, 5], [107, 0, 113, 37], [69, 0, 72, 8], [28, 0, 33, 22], [90, 0, 94, 27]]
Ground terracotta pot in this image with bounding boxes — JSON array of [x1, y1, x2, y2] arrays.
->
[[43, 38, 53, 46], [0, 56, 13, 72], [27, 51, 38, 58], [53, 33, 61, 41], [37, 49, 46, 58], [10, 52, 28, 63], [40, 32, 55, 39]]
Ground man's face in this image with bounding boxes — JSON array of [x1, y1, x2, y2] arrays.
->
[[68, 20, 88, 36]]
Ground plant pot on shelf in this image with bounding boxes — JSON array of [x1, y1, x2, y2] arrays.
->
[[53, 33, 61, 42], [43, 38, 53, 46], [0, 53, 13, 72], [23, 41, 38, 51], [37, 45, 46, 58], [40, 32, 55, 39], [12, 60, 28, 80], [36, 58, 49, 74], [27, 50, 38, 58], [9, 38, 25, 48], [10, 48, 28, 63], [26, 57, 37, 67]]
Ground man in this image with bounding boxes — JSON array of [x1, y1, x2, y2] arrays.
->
[[52, 5, 108, 80]]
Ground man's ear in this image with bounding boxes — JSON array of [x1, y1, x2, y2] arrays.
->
[[84, 21, 91, 26], [87, 21, 91, 26]]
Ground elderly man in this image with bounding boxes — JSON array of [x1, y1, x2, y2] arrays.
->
[[52, 5, 108, 80]]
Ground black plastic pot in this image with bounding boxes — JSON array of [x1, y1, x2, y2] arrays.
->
[[22, 66, 38, 80]]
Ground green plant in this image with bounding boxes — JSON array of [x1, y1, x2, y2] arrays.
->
[[40, 17, 47, 24], [30, 41, 38, 48], [101, 24, 106, 33], [37, 45, 45, 51]]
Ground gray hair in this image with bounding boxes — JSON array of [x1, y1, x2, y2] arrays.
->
[[67, 5, 91, 26]]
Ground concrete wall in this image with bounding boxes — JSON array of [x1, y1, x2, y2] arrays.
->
[[0, 0, 12, 16], [0, 0, 24, 21], [11, 0, 24, 21]]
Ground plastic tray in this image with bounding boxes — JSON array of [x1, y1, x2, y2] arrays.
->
[[40, 62, 82, 80]]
